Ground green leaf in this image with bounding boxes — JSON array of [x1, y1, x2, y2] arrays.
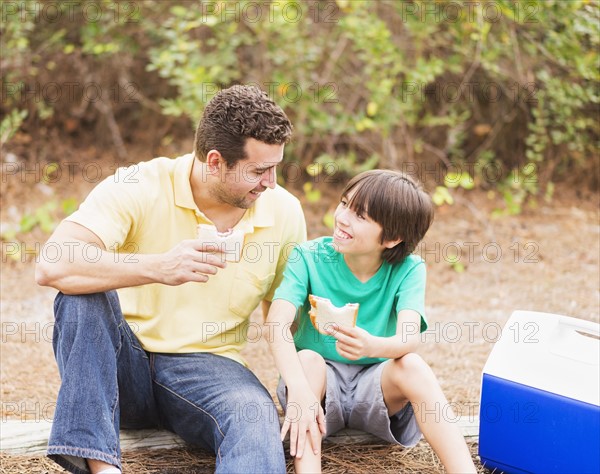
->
[[459, 173, 475, 190], [61, 198, 79, 216], [306, 163, 323, 177], [1, 229, 17, 242], [323, 212, 335, 229], [170, 6, 188, 17], [366, 102, 378, 117], [19, 214, 38, 233], [444, 172, 462, 188], [8, 248, 22, 262], [38, 212, 55, 233], [0, 109, 28, 144], [35, 205, 56, 233], [432, 186, 454, 206], [481, 22, 492, 44], [306, 189, 322, 203], [43, 163, 60, 183]]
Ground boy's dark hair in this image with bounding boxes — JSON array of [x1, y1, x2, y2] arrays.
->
[[342, 170, 434, 264], [194, 85, 293, 168]]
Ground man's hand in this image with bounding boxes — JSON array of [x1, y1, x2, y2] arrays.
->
[[281, 388, 326, 459], [326, 324, 376, 360], [158, 240, 227, 285]]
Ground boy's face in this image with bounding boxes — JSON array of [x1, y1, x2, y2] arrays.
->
[[332, 191, 389, 259], [210, 138, 283, 209]]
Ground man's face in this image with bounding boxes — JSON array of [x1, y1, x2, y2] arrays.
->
[[210, 138, 283, 209]]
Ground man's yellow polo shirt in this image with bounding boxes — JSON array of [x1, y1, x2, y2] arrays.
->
[[66, 153, 306, 365]]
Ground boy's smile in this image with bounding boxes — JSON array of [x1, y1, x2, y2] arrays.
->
[[333, 227, 352, 240], [333, 194, 387, 258]]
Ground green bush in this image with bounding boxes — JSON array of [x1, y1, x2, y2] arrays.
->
[[2, 0, 598, 200]]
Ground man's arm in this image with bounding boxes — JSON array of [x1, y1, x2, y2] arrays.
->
[[261, 194, 307, 321], [261, 300, 271, 320], [35, 221, 226, 295]]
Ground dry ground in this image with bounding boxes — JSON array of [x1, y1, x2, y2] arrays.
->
[[1, 146, 598, 473]]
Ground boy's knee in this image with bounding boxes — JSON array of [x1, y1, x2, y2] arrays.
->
[[392, 353, 431, 378], [298, 349, 326, 369]]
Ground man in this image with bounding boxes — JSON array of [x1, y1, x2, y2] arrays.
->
[[35, 85, 306, 474]]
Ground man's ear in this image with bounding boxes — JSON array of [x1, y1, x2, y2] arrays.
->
[[206, 150, 223, 174], [383, 238, 403, 249]]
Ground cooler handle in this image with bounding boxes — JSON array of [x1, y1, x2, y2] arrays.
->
[[557, 317, 600, 338], [551, 316, 600, 365]]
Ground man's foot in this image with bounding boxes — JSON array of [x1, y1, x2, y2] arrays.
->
[[87, 458, 121, 474]]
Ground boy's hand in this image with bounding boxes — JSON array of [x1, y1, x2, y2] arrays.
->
[[281, 388, 326, 458], [327, 324, 376, 360]]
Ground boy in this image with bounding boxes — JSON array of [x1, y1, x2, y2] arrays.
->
[[266, 170, 476, 473]]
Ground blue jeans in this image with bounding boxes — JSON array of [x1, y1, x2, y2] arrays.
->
[[48, 291, 285, 474]]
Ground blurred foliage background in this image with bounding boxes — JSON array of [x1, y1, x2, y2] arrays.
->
[[1, 0, 599, 219]]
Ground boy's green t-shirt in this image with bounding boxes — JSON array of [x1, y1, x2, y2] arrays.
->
[[273, 237, 428, 365]]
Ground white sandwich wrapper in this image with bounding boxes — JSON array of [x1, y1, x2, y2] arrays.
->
[[197, 224, 245, 262], [308, 294, 359, 335]]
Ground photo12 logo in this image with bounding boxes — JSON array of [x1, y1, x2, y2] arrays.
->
[[1, 1, 140, 23], [199, 81, 338, 104], [2, 81, 140, 105], [416, 240, 540, 265], [398, 1, 540, 24], [398, 81, 539, 105], [195, 1, 339, 24]]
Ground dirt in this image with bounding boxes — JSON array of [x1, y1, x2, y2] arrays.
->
[[1, 138, 599, 472]]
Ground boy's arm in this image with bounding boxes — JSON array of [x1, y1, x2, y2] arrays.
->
[[327, 309, 422, 360], [266, 299, 326, 458], [381, 308, 422, 357]]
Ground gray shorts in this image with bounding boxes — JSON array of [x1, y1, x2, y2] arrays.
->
[[276, 359, 422, 447]]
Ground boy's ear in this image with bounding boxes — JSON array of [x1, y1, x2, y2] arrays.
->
[[383, 238, 403, 249], [206, 150, 224, 174]]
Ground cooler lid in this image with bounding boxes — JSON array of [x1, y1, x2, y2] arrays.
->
[[483, 311, 600, 406]]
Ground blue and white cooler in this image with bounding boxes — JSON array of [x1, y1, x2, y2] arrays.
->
[[479, 310, 600, 474]]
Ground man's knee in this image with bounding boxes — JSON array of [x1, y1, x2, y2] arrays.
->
[[55, 290, 118, 316], [222, 388, 280, 431], [54, 291, 121, 327], [53, 291, 122, 347]]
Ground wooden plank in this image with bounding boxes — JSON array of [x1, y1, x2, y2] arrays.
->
[[0, 416, 479, 456], [1, 420, 53, 456], [457, 415, 480, 438], [0, 421, 185, 456]]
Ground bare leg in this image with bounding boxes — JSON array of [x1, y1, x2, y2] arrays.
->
[[292, 349, 328, 474], [381, 353, 476, 474], [87, 459, 120, 473]]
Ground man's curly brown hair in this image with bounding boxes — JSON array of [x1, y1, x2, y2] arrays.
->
[[194, 85, 293, 168]]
